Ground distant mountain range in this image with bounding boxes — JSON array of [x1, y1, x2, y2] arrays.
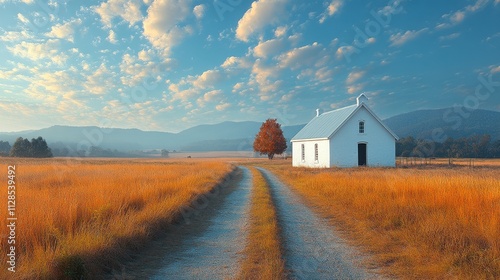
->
[[383, 108, 500, 141], [1, 108, 499, 152]]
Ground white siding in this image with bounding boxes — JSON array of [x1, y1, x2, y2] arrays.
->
[[292, 140, 330, 168], [330, 107, 395, 167]]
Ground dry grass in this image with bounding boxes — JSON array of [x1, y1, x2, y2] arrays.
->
[[264, 163, 500, 279], [0, 158, 233, 280], [238, 167, 285, 280]]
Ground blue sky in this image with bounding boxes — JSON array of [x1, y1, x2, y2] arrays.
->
[[0, 0, 499, 132]]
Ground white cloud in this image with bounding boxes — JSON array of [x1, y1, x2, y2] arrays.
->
[[143, 0, 193, 57], [193, 69, 223, 89], [346, 70, 365, 84], [94, 0, 143, 28], [315, 67, 333, 83], [439, 32, 460, 41], [84, 63, 115, 95], [216, 102, 231, 111], [193, 4, 205, 19], [278, 42, 327, 70], [274, 26, 288, 37], [232, 82, 245, 93], [253, 38, 286, 58], [119, 52, 168, 86], [335, 45, 357, 60], [236, 0, 288, 42], [0, 30, 33, 42], [17, 13, 30, 24], [347, 84, 364, 94], [490, 65, 500, 74], [319, 0, 343, 23], [46, 19, 82, 42], [197, 89, 222, 107], [221, 56, 252, 69], [107, 30, 118, 44], [436, 0, 489, 29], [389, 28, 428, 47], [202, 89, 222, 102], [7, 39, 67, 65]]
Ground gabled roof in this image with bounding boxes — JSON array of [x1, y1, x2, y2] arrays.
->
[[291, 103, 399, 141]]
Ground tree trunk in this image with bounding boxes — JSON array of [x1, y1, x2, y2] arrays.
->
[[268, 153, 274, 160]]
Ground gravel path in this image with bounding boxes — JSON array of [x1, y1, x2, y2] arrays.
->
[[257, 167, 380, 280], [120, 167, 252, 280]]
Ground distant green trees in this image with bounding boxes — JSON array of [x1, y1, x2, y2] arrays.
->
[[0, 140, 11, 156], [397, 134, 500, 158], [10, 137, 53, 158], [161, 149, 169, 157]]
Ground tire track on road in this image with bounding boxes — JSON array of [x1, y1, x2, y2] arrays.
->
[[257, 167, 381, 280]]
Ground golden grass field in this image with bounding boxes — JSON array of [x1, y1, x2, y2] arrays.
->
[[238, 167, 285, 279], [261, 160, 500, 279], [0, 158, 233, 280], [1, 156, 499, 279]]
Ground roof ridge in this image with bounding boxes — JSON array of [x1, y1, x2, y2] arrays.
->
[[320, 104, 357, 116]]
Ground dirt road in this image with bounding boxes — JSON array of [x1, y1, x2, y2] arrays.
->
[[120, 167, 252, 279], [120, 166, 379, 279], [257, 167, 379, 280]]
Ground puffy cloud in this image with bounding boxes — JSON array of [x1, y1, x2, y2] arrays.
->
[[490, 65, 500, 74], [335, 45, 357, 60], [436, 0, 489, 29], [107, 30, 118, 44], [193, 69, 223, 89], [278, 42, 327, 70], [143, 0, 193, 57], [84, 63, 116, 95], [274, 26, 288, 37], [94, 0, 143, 28], [119, 52, 168, 87], [346, 70, 365, 84], [315, 67, 334, 83], [216, 102, 231, 111], [17, 13, 30, 24], [389, 28, 428, 47], [221, 56, 252, 69], [347, 84, 364, 94], [319, 0, 343, 23], [193, 4, 205, 19], [197, 89, 222, 107], [253, 38, 286, 58], [7, 39, 67, 65], [439, 32, 460, 41], [0, 30, 33, 42], [236, 0, 288, 42], [46, 19, 82, 42]]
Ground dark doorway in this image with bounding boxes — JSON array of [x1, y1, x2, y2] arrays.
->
[[358, 143, 367, 166]]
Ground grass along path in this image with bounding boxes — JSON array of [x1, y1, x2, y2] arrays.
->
[[0, 158, 233, 280], [257, 167, 379, 280], [267, 164, 500, 279], [238, 167, 285, 279], [121, 166, 252, 279]]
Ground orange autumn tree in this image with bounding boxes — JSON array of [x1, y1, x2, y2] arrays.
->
[[253, 119, 287, 160]]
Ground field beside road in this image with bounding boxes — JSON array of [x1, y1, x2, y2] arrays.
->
[[262, 161, 500, 279], [0, 158, 233, 280], [2, 156, 499, 279]]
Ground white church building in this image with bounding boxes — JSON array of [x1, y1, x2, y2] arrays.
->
[[291, 94, 399, 168]]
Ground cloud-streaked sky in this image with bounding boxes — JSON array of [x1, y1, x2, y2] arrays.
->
[[0, 0, 499, 132]]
